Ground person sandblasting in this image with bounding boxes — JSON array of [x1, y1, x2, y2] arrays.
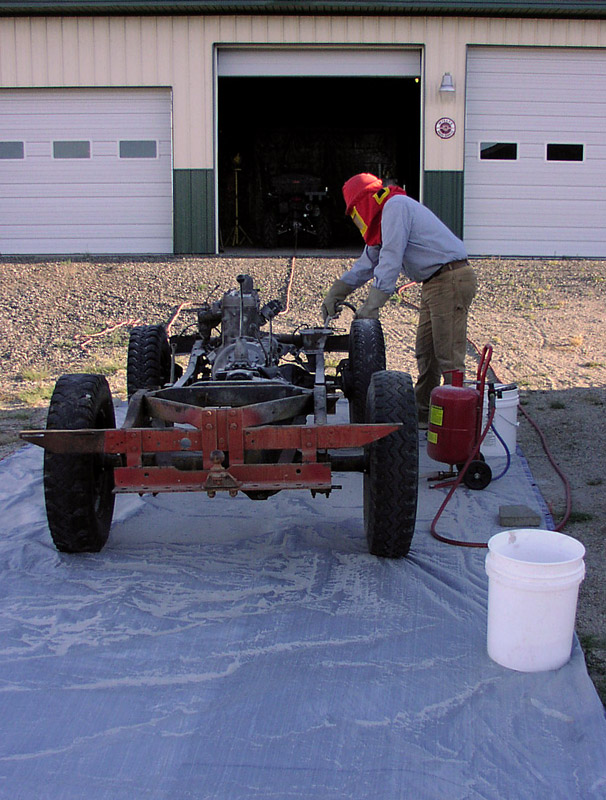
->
[[321, 173, 477, 428]]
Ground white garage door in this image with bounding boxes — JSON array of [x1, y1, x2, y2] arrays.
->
[[218, 47, 421, 77], [0, 88, 173, 255], [464, 47, 606, 257]]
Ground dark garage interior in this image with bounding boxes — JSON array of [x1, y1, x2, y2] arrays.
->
[[218, 76, 420, 251]]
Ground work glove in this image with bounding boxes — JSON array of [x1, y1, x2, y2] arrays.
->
[[320, 279, 355, 323], [355, 286, 391, 319]]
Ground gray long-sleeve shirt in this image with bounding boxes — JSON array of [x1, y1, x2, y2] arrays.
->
[[341, 194, 468, 294]]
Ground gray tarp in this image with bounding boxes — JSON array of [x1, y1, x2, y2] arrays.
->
[[1, 405, 605, 799]]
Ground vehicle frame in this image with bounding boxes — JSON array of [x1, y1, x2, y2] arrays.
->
[[21, 274, 419, 558]]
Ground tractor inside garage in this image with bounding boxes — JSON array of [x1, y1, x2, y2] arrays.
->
[[218, 76, 420, 250]]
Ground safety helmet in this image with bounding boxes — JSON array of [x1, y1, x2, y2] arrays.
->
[[342, 173, 384, 215], [342, 173, 405, 246]]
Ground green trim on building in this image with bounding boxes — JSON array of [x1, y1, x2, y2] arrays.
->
[[173, 169, 215, 254], [1, 1, 606, 17], [423, 170, 464, 239]]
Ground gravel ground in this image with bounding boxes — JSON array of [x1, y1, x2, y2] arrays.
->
[[1, 254, 605, 701]]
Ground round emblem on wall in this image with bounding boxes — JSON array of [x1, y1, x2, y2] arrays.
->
[[435, 117, 456, 139]]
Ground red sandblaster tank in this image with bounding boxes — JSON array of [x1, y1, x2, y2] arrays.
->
[[427, 370, 481, 465]]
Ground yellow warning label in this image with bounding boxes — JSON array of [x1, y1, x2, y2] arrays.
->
[[429, 405, 444, 426], [427, 431, 438, 444]]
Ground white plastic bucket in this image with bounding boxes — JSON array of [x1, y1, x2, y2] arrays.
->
[[485, 529, 585, 672], [482, 384, 519, 457]]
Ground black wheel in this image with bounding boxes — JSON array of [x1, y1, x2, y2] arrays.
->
[[43, 374, 116, 553], [462, 460, 492, 490], [347, 318, 386, 423], [127, 324, 171, 398], [364, 370, 419, 558]]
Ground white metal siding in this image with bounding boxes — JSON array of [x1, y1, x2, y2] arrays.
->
[[0, 88, 173, 255], [464, 47, 606, 257], [218, 48, 421, 76], [3, 16, 606, 174]]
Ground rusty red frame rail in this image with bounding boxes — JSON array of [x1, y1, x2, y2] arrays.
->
[[21, 402, 400, 496]]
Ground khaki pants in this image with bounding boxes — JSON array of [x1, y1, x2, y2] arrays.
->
[[414, 264, 477, 421]]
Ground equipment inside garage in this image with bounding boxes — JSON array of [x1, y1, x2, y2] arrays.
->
[[218, 77, 420, 250]]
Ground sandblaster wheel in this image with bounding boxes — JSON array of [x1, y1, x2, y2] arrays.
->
[[364, 370, 419, 558], [462, 459, 492, 490], [127, 324, 171, 398], [43, 374, 116, 553], [346, 318, 386, 423]]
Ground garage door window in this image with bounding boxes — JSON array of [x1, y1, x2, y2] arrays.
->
[[119, 140, 157, 159], [546, 143, 584, 162], [480, 142, 518, 160], [53, 141, 91, 159], [0, 141, 24, 159]]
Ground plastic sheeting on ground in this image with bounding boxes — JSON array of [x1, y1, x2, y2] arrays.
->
[[1, 406, 605, 800]]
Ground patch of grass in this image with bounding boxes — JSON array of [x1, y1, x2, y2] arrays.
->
[[81, 357, 123, 376], [17, 386, 54, 405], [586, 478, 603, 487], [567, 511, 594, 524], [54, 338, 80, 350], [93, 328, 130, 348], [82, 324, 101, 337], [19, 367, 52, 382], [580, 361, 604, 369], [0, 389, 22, 406], [549, 400, 566, 409]]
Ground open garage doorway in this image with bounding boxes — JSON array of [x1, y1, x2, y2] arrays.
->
[[218, 76, 421, 252]]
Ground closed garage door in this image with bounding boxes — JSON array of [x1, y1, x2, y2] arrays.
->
[[0, 88, 172, 255], [464, 47, 606, 257]]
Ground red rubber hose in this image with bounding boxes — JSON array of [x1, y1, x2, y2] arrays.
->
[[394, 285, 573, 544]]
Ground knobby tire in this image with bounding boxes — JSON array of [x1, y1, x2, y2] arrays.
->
[[364, 370, 419, 558], [43, 374, 116, 553]]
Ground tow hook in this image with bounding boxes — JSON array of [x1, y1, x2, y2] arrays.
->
[[204, 450, 241, 497]]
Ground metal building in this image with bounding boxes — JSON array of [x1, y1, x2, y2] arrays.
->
[[1, 1, 605, 257]]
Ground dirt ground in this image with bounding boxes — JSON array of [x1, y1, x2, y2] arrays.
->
[[0, 255, 605, 700]]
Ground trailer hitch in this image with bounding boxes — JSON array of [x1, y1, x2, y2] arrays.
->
[[204, 450, 241, 497]]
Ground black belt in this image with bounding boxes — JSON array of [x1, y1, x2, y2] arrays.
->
[[423, 259, 469, 284]]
